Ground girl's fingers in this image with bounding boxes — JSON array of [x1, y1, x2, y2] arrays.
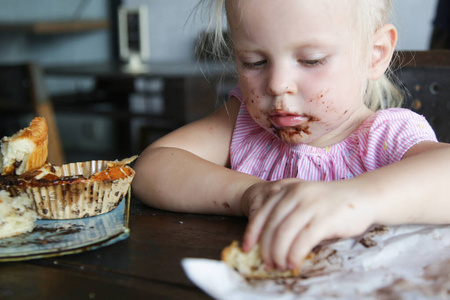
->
[[287, 217, 327, 269], [258, 191, 308, 269], [242, 188, 284, 251], [269, 205, 312, 270]]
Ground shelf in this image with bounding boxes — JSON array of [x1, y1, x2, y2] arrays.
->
[[0, 20, 109, 34]]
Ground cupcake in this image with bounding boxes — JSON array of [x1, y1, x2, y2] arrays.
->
[[0, 118, 137, 220], [1, 156, 136, 219]]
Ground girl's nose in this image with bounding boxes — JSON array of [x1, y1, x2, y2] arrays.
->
[[266, 64, 297, 96]]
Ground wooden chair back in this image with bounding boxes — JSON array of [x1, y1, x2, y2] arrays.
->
[[395, 51, 450, 142]]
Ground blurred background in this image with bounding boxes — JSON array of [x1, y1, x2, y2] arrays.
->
[[0, 0, 445, 164]]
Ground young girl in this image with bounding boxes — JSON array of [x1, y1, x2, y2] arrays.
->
[[133, 0, 450, 272]]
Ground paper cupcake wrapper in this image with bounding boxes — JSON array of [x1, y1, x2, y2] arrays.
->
[[13, 160, 134, 220]]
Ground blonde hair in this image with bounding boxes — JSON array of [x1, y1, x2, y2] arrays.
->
[[196, 0, 403, 111], [194, 0, 231, 61], [352, 0, 403, 110]]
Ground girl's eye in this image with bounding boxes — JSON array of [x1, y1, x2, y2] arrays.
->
[[242, 60, 267, 69], [299, 58, 326, 67]]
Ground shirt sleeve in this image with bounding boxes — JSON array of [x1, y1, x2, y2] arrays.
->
[[361, 108, 438, 170]]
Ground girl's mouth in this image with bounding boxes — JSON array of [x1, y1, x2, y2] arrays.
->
[[270, 113, 308, 128]]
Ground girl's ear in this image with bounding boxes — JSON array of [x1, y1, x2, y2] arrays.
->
[[368, 24, 398, 81]]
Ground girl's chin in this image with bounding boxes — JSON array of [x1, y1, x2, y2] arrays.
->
[[277, 129, 313, 146]]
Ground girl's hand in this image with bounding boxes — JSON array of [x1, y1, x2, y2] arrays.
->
[[241, 178, 376, 271]]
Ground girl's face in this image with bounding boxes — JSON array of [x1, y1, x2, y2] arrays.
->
[[227, 0, 373, 148]]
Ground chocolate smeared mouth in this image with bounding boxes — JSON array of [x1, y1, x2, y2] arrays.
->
[[271, 114, 321, 141]]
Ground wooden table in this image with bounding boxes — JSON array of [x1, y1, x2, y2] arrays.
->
[[0, 197, 247, 299]]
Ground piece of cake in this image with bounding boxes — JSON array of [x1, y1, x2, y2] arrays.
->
[[0, 117, 48, 176], [222, 240, 341, 279], [221, 241, 300, 278], [0, 190, 37, 239]]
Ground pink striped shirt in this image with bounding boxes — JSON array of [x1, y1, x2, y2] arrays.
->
[[229, 86, 437, 181]]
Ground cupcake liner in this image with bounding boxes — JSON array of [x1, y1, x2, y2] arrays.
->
[[15, 160, 135, 220]]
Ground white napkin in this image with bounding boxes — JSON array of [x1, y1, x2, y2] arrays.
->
[[182, 224, 450, 300]]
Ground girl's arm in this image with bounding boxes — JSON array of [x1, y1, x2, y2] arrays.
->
[[365, 141, 450, 225], [132, 97, 262, 216]]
